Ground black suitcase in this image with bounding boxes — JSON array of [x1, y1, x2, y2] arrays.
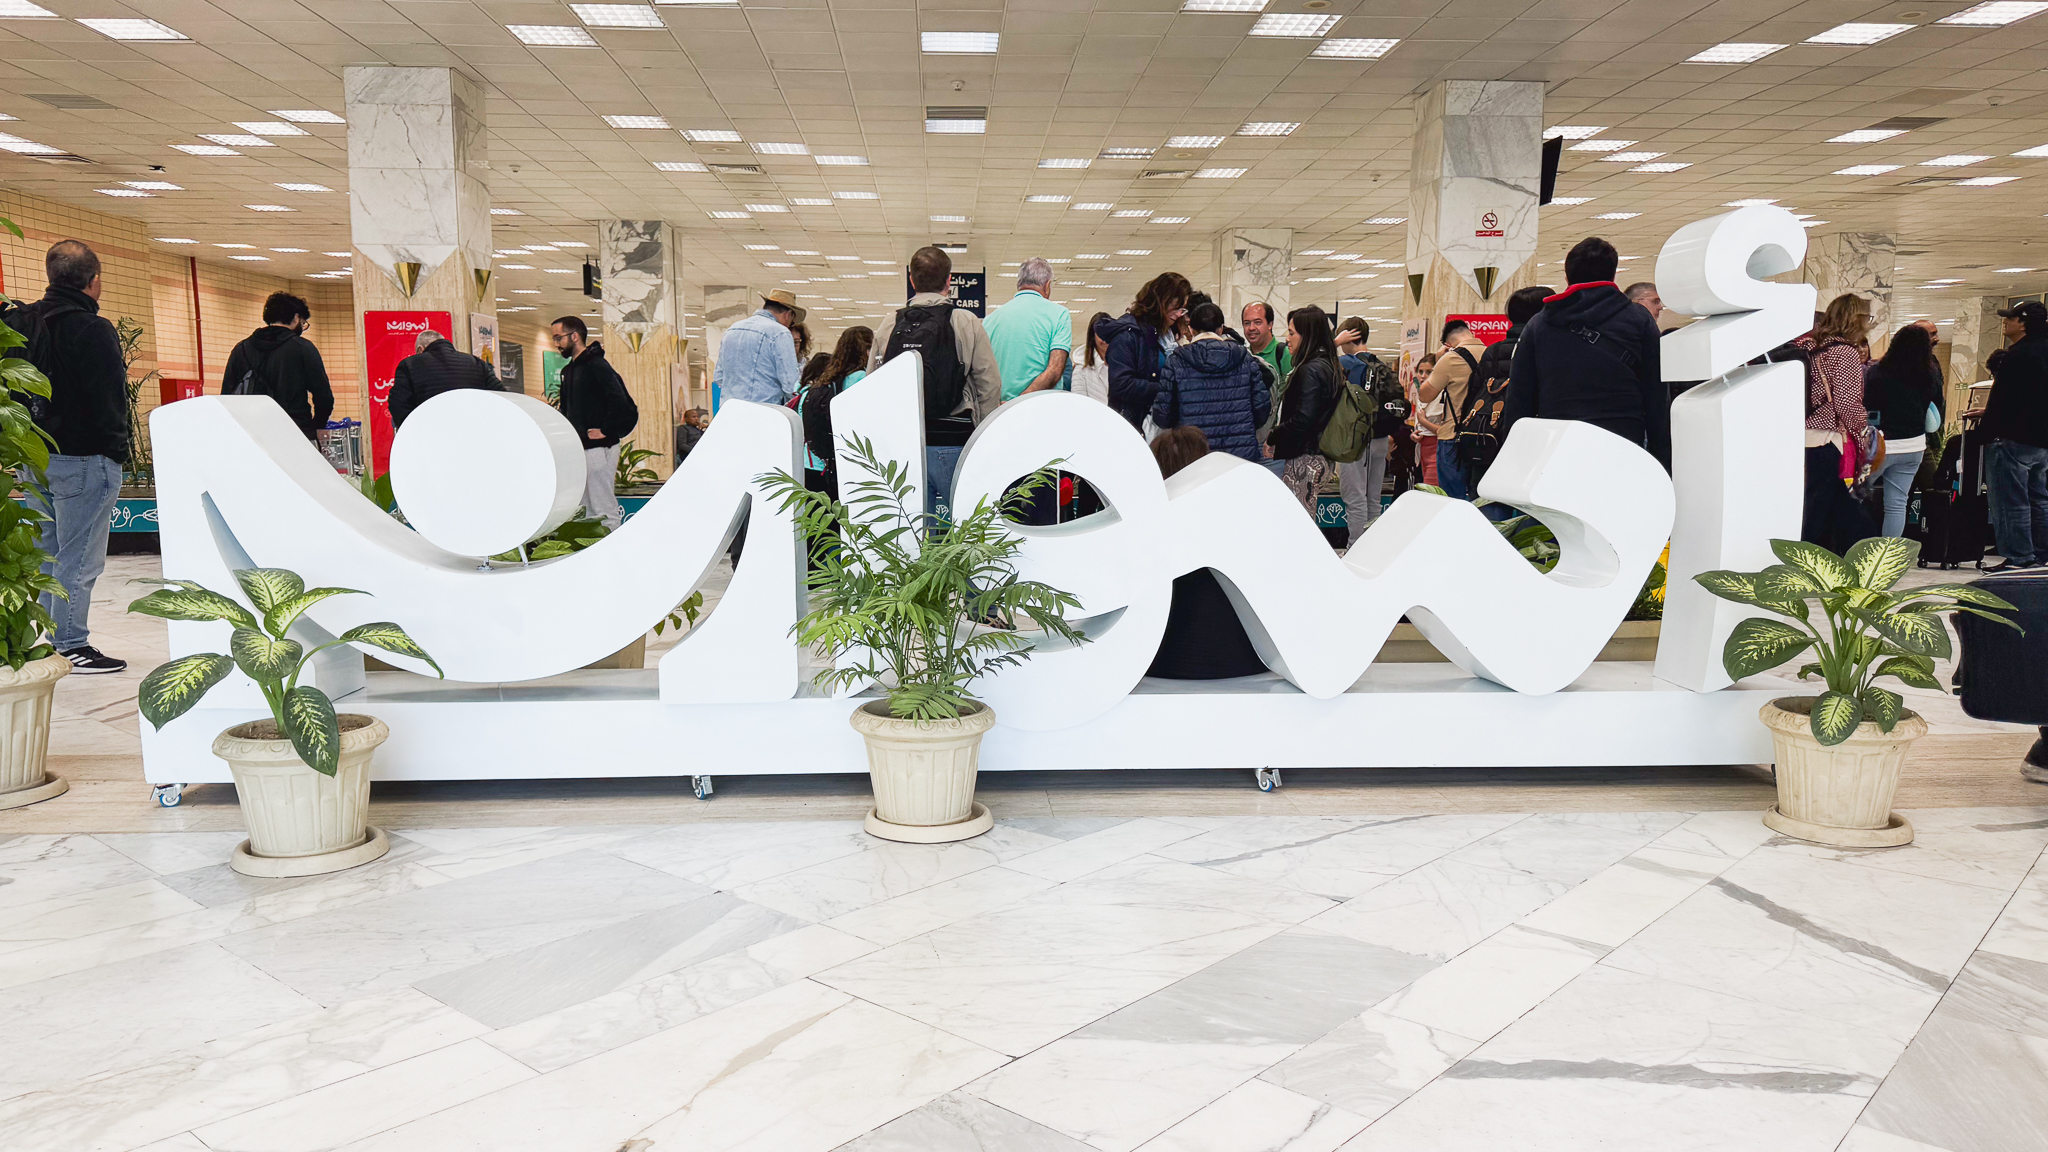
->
[[1910, 489, 1990, 568], [1953, 567, 2048, 774]]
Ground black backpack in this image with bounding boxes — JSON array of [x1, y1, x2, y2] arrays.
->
[[800, 374, 846, 476], [883, 302, 971, 444], [224, 339, 286, 401], [2, 296, 83, 432], [1456, 339, 1515, 474]]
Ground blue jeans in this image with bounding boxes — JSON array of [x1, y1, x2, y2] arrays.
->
[[926, 445, 963, 523], [30, 454, 122, 651], [1872, 448, 1923, 539], [1436, 440, 1469, 500], [1989, 439, 2048, 565]]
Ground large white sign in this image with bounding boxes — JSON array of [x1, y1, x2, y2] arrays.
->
[[140, 208, 1813, 784]]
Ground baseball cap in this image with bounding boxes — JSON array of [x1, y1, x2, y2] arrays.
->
[[1997, 300, 2046, 324]]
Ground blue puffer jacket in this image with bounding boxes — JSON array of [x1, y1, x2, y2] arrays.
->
[[1098, 312, 1168, 429], [1152, 337, 1272, 461]]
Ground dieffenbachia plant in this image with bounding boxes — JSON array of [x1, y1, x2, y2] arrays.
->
[[1696, 537, 2016, 745], [130, 568, 441, 774]]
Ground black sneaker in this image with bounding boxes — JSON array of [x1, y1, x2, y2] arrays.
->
[[60, 646, 127, 674]]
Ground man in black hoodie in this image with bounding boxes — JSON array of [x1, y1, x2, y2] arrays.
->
[[549, 316, 639, 527], [7, 241, 130, 672], [221, 293, 334, 441], [1502, 237, 1669, 470]]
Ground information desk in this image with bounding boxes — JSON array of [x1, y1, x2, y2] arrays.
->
[[140, 662, 1790, 787]]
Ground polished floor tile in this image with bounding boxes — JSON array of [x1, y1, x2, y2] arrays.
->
[[0, 809, 2041, 1152]]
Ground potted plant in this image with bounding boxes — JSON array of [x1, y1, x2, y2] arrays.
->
[[1697, 537, 2016, 848], [130, 569, 440, 876], [763, 437, 1087, 842], [0, 213, 73, 811]]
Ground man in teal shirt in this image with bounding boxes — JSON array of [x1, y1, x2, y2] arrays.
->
[[1243, 300, 1291, 383], [984, 258, 1072, 402]]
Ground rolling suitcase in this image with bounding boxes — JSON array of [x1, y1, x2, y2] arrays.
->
[[1952, 568, 2048, 778], [1909, 430, 1989, 569]]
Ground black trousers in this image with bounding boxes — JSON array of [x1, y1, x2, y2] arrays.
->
[[1803, 442, 1876, 554]]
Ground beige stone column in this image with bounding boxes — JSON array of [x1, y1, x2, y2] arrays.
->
[[1403, 80, 1543, 353], [344, 66, 493, 470], [598, 221, 679, 478]]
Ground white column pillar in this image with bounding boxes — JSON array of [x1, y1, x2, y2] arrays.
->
[[1404, 80, 1543, 344], [1804, 232, 1896, 348]]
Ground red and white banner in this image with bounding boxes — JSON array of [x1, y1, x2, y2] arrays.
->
[[364, 310, 449, 476], [1446, 313, 1511, 346]]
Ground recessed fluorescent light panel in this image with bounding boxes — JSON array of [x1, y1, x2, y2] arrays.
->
[[682, 129, 741, 142], [233, 122, 305, 137], [121, 180, 181, 190], [1548, 197, 1595, 205], [1601, 151, 1666, 162], [1685, 42, 1786, 64], [921, 32, 998, 53], [170, 143, 237, 155], [1724, 198, 1779, 206], [199, 134, 272, 147], [1180, 0, 1267, 10], [1100, 147, 1154, 160], [1112, 209, 1153, 217], [490, 207, 524, 215], [1025, 195, 1070, 203], [789, 198, 831, 205], [77, 18, 187, 40], [708, 210, 749, 219], [1151, 216, 1192, 224], [1363, 216, 1406, 224], [603, 114, 670, 129], [1632, 162, 1692, 172], [1167, 135, 1226, 148], [1039, 158, 1091, 168], [1237, 122, 1299, 136], [1805, 22, 1916, 44], [1828, 129, 1906, 143], [1250, 13, 1341, 36], [752, 141, 808, 154], [743, 203, 789, 213], [1593, 212, 1641, 219], [815, 155, 868, 165], [930, 215, 968, 222], [268, 109, 343, 124], [154, 237, 197, 244], [0, 2, 58, 15], [1071, 202, 1114, 211], [835, 190, 878, 199], [1569, 139, 1636, 152], [653, 161, 707, 171], [1834, 164, 1902, 175], [274, 182, 331, 192], [1938, 2, 2048, 26], [1312, 38, 1398, 58], [1955, 175, 2019, 185], [925, 107, 987, 133], [95, 188, 152, 197], [1544, 126, 1607, 140], [572, 4, 665, 26], [506, 25, 599, 46], [1193, 167, 1246, 178], [244, 204, 293, 212], [1921, 154, 1990, 166]]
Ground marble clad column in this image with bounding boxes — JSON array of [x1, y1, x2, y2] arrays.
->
[[1404, 80, 1543, 344], [599, 220, 678, 477], [700, 284, 753, 411], [1804, 232, 1896, 351], [1212, 228, 1292, 330], [345, 66, 494, 464], [1947, 294, 2003, 392]]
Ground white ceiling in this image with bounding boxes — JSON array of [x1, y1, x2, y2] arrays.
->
[[3, 0, 2048, 345]]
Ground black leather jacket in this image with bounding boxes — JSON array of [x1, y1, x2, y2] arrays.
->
[[1267, 355, 1338, 460]]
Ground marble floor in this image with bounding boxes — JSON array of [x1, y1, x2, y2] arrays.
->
[[3, 805, 2046, 1152]]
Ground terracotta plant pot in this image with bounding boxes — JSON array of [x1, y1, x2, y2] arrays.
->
[[0, 653, 70, 810], [849, 699, 996, 843], [1760, 697, 1926, 848], [212, 714, 393, 876]]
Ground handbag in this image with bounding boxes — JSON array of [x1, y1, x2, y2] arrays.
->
[[1926, 402, 1942, 435]]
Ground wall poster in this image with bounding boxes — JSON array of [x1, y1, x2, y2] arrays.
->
[[364, 310, 451, 476]]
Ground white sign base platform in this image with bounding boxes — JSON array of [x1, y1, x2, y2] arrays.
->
[[140, 664, 1791, 784]]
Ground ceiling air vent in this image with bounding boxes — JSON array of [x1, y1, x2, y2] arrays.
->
[[27, 153, 95, 165], [24, 93, 114, 110], [1867, 114, 1948, 130], [707, 163, 764, 175]]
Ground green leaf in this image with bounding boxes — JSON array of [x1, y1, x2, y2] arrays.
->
[[1756, 563, 1825, 601], [1770, 539, 1853, 591], [1796, 662, 1823, 680], [1867, 608, 1953, 658], [137, 653, 234, 729], [340, 622, 443, 677], [1695, 570, 1765, 606], [127, 587, 258, 630], [1721, 617, 1814, 678], [1810, 691, 1863, 745], [1844, 537, 1920, 592], [1865, 686, 1904, 733], [264, 586, 364, 636], [229, 628, 302, 684], [278, 686, 341, 776], [1875, 655, 1941, 690], [1903, 583, 2017, 611], [234, 569, 303, 615]]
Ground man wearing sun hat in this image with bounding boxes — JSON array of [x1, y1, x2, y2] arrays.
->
[[712, 287, 805, 407]]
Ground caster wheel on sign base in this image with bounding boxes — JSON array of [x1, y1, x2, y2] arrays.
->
[[1255, 767, 1282, 792], [152, 783, 185, 808], [692, 775, 714, 801]]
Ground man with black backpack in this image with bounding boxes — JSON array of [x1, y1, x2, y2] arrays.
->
[[220, 292, 334, 442], [1334, 317, 1401, 543], [869, 245, 999, 518], [1503, 236, 1669, 471], [1456, 285, 1550, 520], [3, 240, 129, 672]]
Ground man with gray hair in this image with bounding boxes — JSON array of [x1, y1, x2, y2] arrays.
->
[[1625, 281, 1663, 327], [388, 327, 499, 428], [1, 240, 129, 672], [984, 256, 1072, 402]]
